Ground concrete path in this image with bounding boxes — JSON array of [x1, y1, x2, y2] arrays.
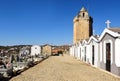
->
[[10, 54, 120, 81]]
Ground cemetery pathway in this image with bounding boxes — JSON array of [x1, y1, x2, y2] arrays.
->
[[10, 54, 120, 81]]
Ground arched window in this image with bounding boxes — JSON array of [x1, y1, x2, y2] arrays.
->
[[83, 13, 85, 17]]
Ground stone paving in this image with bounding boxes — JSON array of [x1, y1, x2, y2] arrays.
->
[[10, 54, 120, 81]]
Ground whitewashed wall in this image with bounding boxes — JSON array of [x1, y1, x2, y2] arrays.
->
[[88, 40, 100, 67], [72, 46, 74, 57], [69, 47, 72, 56], [86, 44, 89, 63], [31, 45, 41, 56], [115, 38, 120, 67], [69, 28, 120, 76], [77, 43, 82, 60]]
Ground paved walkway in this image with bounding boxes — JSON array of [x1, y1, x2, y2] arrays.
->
[[10, 54, 120, 81]]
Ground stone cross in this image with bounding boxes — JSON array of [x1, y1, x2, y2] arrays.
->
[[105, 20, 111, 28]]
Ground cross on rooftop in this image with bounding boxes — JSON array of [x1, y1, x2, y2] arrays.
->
[[105, 20, 111, 28]]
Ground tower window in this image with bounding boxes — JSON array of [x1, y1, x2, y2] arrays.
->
[[83, 13, 85, 17]]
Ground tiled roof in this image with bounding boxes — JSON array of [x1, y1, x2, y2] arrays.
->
[[108, 28, 120, 34]]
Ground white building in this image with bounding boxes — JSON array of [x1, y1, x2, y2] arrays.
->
[[87, 36, 100, 67], [69, 27, 120, 76], [77, 42, 82, 60], [69, 17, 120, 76], [74, 43, 79, 58], [19, 46, 30, 56], [70, 45, 75, 57], [31, 45, 41, 56], [99, 28, 120, 76], [81, 39, 88, 62]]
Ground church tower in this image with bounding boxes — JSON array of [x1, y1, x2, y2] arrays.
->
[[73, 7, 93, 44]]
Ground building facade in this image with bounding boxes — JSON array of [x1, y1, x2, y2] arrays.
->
[[41, 44, 52, 55], [31, 45, 41, 56], [70, 27, 120, 76], [73, 7, 93, 44], [87, 36, 100, 67], [99, 28, 120, 76]]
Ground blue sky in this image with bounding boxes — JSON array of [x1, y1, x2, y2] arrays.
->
[[0, 0, 120, 46]]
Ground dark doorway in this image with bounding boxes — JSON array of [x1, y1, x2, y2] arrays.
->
[[106, 43, 111, 72], [92, 45, 95, 65], [84, 47, 86, 61]]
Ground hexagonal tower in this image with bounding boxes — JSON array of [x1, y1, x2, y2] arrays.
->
[[73, 7, 93, 44]]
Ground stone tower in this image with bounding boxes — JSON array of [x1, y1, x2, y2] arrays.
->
[[73, 7, 93, 44]]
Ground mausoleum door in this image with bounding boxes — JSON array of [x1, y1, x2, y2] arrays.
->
[[106, 43, 111, 72], [92, 45, 94, 65]]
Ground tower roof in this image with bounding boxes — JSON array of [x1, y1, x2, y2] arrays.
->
[[80, 7, 87, 12]]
